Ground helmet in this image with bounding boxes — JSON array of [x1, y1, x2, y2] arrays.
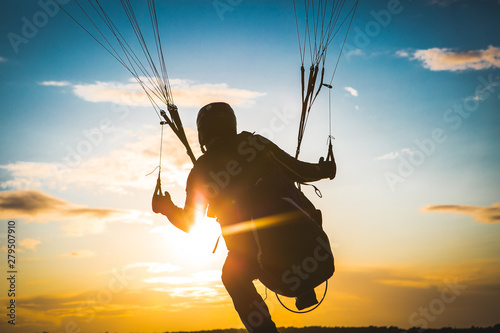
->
[[197, 102, 237, 151]]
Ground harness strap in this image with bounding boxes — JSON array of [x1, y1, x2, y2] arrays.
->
[[212, 234, 222, 253]]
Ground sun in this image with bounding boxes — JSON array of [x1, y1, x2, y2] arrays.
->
[[174, 214, 226, 267]]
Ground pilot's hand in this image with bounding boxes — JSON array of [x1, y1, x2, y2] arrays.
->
[[152, 177, 172, 215], [319, 156, 336, 180], [152, 190, 172, 214]]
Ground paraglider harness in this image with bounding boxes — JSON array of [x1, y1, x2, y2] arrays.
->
[[223, 137, 336, 314]]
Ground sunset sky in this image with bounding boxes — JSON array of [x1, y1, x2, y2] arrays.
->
[[1, 0, 499, 332]]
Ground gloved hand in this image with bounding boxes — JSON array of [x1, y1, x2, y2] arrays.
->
[[319, 156, 336, 180], [152, 190, 173, 215], [152, 177, 173, 215]]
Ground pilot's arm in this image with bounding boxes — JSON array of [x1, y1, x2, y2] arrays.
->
[[152, 172, 207, 233], [259, 134, 336, 182]]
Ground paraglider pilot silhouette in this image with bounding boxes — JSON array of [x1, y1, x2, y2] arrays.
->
[[152, 102, 336, 332]]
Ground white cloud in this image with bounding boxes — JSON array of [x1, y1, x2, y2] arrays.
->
[[375, 148, 413, 161], [169, 79, 266, 108], [0, 56, 7, 63], [72, 80, 148, 105], [347, 49, 364, 58], [38, 80, 72, 87], [344, 86, 358, 97], [395, 50, 409, 58], [465, 78, 499, 102], [375, 152, 399, 161], [401, 46, 500, 71], [0, 127, 198, 194], [57, 77, 265, 108]]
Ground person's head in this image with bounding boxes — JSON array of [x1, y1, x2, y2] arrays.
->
[[197, 102, 237, 152]]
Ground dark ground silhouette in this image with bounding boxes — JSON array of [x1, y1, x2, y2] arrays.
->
[[166, 324, 500, 333]]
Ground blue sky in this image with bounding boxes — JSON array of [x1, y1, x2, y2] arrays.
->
[[1, 1, 499, 332]]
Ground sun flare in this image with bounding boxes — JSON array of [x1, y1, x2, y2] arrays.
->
[[175, 215, 225, 267]]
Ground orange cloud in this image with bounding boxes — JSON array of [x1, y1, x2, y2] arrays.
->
[[60, 250, 96, 258], [19, 238, 42, 251], [1, 287, 233, 333], [26, 280, 52, 285], [404, 46, 500, 71], [0, 190, 119, 220], [421, 202, 500, 223], [2, 259, 499, 332]]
